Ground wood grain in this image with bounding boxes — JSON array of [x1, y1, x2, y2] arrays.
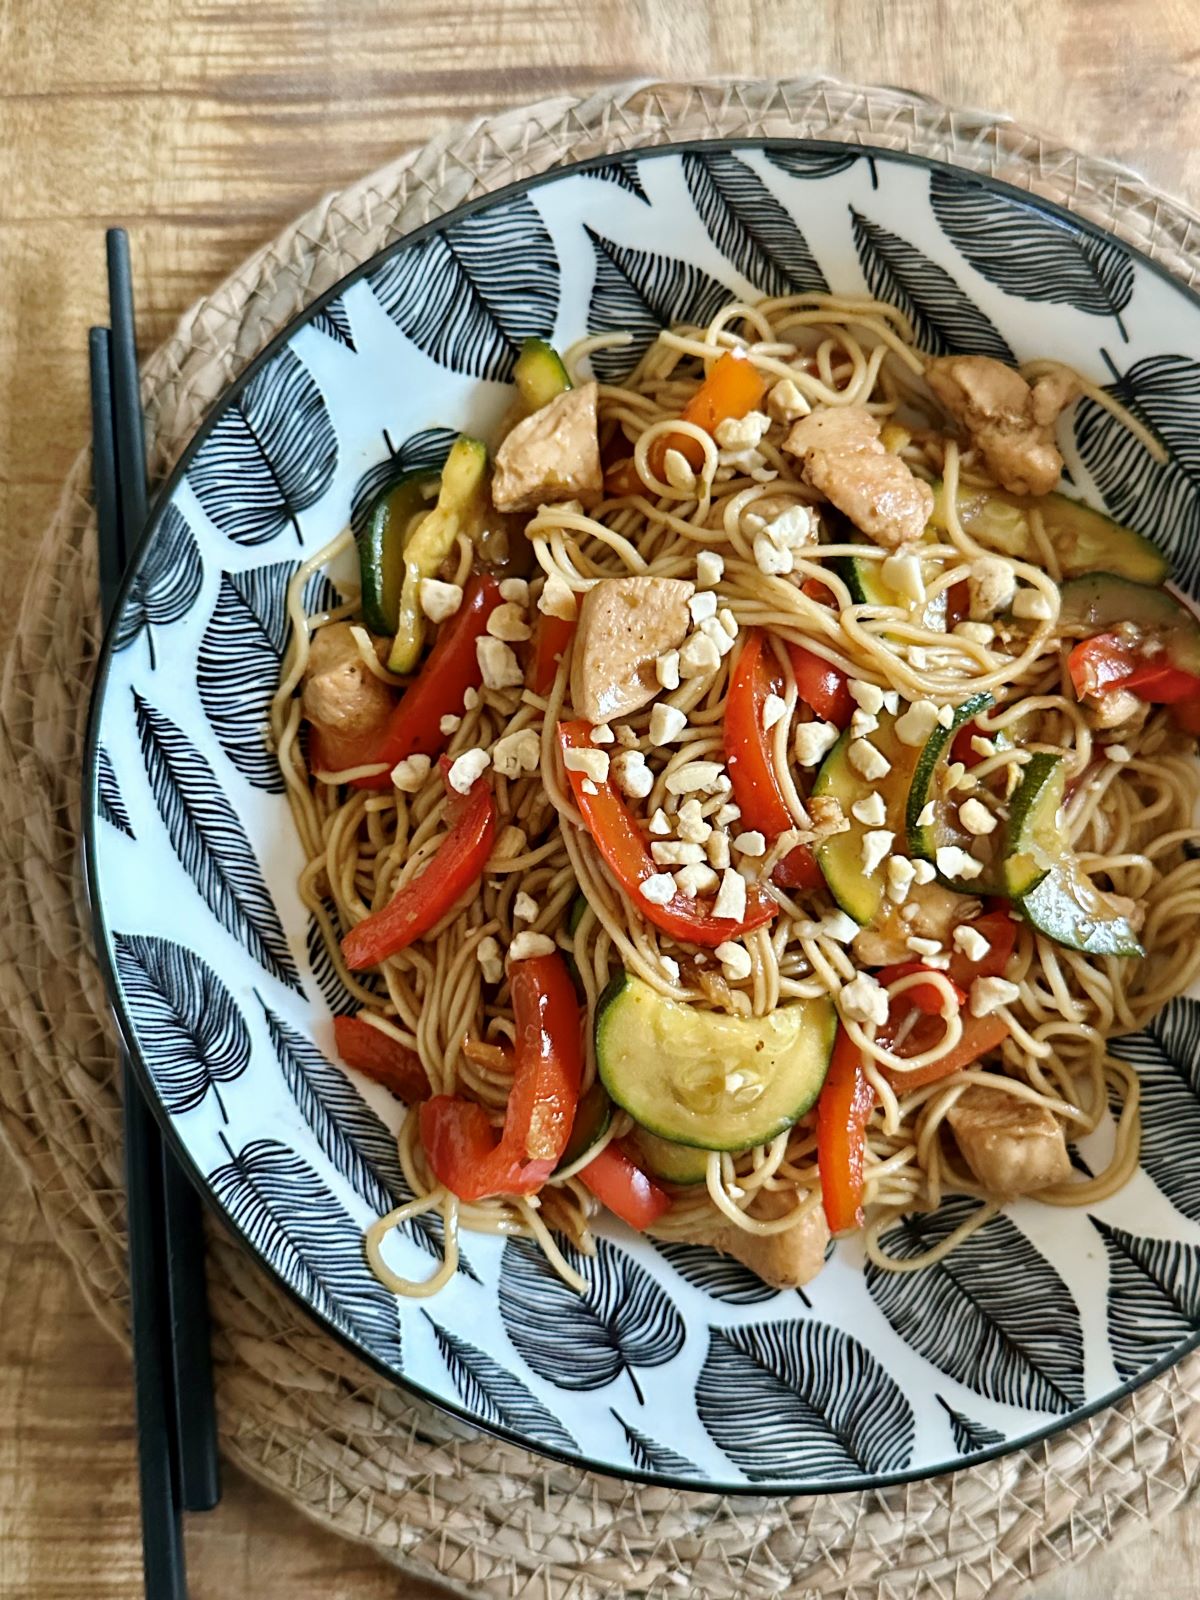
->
[[5, 1, 1200, 1594]]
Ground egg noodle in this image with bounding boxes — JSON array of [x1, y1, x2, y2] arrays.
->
[[271, 293, 1200, 1299]]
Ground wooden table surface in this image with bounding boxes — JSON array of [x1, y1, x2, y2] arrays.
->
[[6, 3, 1200, 1595]]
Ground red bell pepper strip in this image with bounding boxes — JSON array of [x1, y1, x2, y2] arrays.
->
[[333, 1015, 430, 1103], [420, 952, 583, 1201], [1174, 693, 1200, 735], [816, 1026, 875, 1233], [876, 1012, 1011, 1091], [944, 579, 970, 633], [530, 613, 576, 695], [1069, 632, 1200, 706], [875, 962, 966, 1016], [948, 908, 1016, 986], [786, 642, 854, 728], [557, 721, 777, 948], [724, 629, 823, 891], [341, 774, 496, 969], [353, 574, 505, 789], [648, 350, 767, 479], [579, 1141, 672, 1230], [603, 457, 645, 498]]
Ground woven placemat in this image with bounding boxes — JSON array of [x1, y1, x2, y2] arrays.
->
[[4, 75, 1200, 1600]]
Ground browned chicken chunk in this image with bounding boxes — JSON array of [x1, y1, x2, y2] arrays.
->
[[925, 356, 1080, 497], [569, 575, 693, 723], [784, 405, 934, 548], [492, 382, 603, 513], [686, 1186, 830, 1290], [946, 1084, 1070, 1197], [301, 622, 394, 746]]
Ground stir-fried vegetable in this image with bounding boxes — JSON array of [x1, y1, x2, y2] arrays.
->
[[557, 721, 777, 947], [529, 612, 577, 695], [420, 951, 582, 1201], [578, 1141, 672, 1230], [356, 574, 504, 789], [786, 642, 854, 727], [388, 436, 490, 673], [333, 1015, 430, 1102], [816, 1026, 875, 1233], [341, 764, 496, 968]]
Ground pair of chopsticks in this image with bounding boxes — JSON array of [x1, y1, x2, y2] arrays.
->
[[90, 229, 221, 1600]]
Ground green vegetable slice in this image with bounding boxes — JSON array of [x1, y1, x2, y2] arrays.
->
[[556, 1081, 613, 1171], [514, 338, 572, 411], [358, 468, 441, 636], [930, 482, 1169, 586], [813, 712, 913, 926], [1057, 572, 1200, 675], [595, 972, 836, 1152], [904, 691, 1003, 892], [387, 435, 489, 674], [628, 1128, 711, 1185], [1005, 753, 1144, 955]]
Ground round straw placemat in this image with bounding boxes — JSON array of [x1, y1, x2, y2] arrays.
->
[[4, 76, 1200, 1600]]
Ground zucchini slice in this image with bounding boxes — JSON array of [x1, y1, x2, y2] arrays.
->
[[904, 691, 1004, 892], [1058, 572, 1200, 675], [514, 338, 572, 412], [835, 545, 947, 633], [556, 1081, 613, 1172], [813, 712, 914, 925], [387, 436, 489, 673], [930, 482, 1169, 586], [628, 1128, 711, 1186], [595, 972, 836, 1152], [1005, 753, 1144, 956], [357, 468, 441, 636]]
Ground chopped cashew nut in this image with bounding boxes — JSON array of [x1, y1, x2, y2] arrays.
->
[[652, 841, 707, 866], [447, 748, 491, 794], [562, 745, 610, 784], [538, 571, 578, 621], [649, 704, 688, 745], [713, 868, 747, 922], [840, 971, 889, 1027], [969, 975, 1021, 1016], [499, 578, 529, 605], [611, 750, 653, 799], [958, 797, 997, 836], [663, 448, 698, 493], [936, 845, 983, 881], [715, 941, 753, 981], [849, 679, 885, 715], [439, 713, 461, 736], [666, 761, 725, 795], [707, 832, 732, 870], [851, 792, 888, 826], [1012, 588, 1054, 622], [762, 693, 788, 730], [887, 856, 916, 903], [733, 830, 766, 858], [655, 650, 681, 690], [648, 808, 671, 835], [696, 550, 725, 587], [486, 602, 532, 642], [391, 753, 432, 792], [953, 924, 990, 962], [861, 830, 895, 877], [419, 578, 464, 623], [848, 738, 891, 781], [679, 632, 722, 676], [639, 873, 677, 906], [689, 590, 718, 623], [492, 729, 540, 778], [476, 936, 504, 984], [513, 892, 538, 922], [508, 931, 557, 962], [881, 550, 926, 606], [794, 720, 840, 766], [968, 556, 1016, 620], [767, 377, 811, 423], [911, 859, 937, 885], [476, 636, 523, 690]]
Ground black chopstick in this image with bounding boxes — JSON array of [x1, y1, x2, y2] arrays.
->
[[104, 226, 221, 1522], [91, 330, 188, 1600]]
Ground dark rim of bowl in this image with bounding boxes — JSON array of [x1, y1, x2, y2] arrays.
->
[[82, 134, 1200, 1497]]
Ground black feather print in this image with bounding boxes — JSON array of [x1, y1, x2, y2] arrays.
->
[[1093, 1218, 1200, 1382], [935, 1395, 1004, 1455], [112, 503, 203, 668], [695, 1320, 915, 1483], [426, 1316, 578, 1451], [197, 561, 337, 793], [113, 933, 249, 1118], [764, 146, 863, 182], [499, 1236, 683, 1400], [580, 158, 650, 203], [188, 346, 338, 547], [311, 296, 356, 351], [133, 690, 303, 994], [209, 1136, 403, 1367], [1109, 999, 1200, 1222], [865, 1196, 1085, 1414], [611, 1409, 701, 1478], [653, 1239, 782, 1307], [349, 425, 458, 543], [930, 171, 1134, 339], [1074, 354, 1200, 595], [850, 208, 1016, 362], [585, 226, 733, 383], [97, 745, 135, 838], [367, 193, 560, 382], [682, 150, 829, 297]]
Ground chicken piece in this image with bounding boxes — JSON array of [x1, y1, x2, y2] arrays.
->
[[569, 575, 693, 723], [688, 1186, 830, 1291], [783, 406, 934, 548], [491, 382, 603, 513], [852, 882, 975, 967], [925, 356, 1080, 497], [301, 622, 395, 745], [946, 1083, 1070, 1197]]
